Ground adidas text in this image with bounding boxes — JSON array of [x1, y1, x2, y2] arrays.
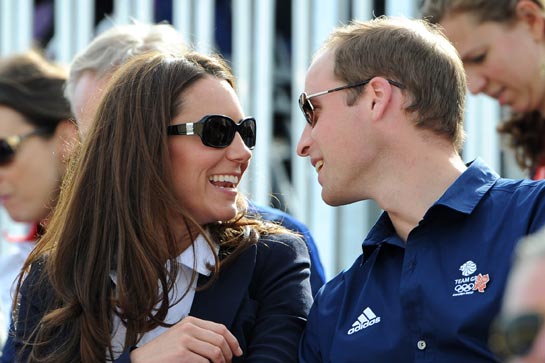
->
[[347, 307, 381, 335]]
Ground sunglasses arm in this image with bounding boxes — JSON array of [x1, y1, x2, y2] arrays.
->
[[168, 122, 203, 136], [184, 123, 195, 136]]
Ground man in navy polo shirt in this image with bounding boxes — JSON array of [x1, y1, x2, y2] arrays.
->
[[296, 16, 545, 363]]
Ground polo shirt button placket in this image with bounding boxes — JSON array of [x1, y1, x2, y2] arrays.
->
[[417, 340, 427, 350]]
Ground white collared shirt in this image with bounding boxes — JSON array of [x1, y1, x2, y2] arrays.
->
[[109, 234, 217, 359]]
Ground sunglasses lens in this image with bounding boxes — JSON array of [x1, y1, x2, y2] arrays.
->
[[298, 93, 314, 126], [490, 313, 543, 359], [508, 314, 542, 356], [239, 118, 256, 149], [197, 116, 257, 149], [0, 140, 15, 165], [202, 116, 236, 148]]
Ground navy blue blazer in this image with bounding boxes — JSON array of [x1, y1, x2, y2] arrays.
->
[[249, 203, 325, 296], [10, 233, 313, 363]]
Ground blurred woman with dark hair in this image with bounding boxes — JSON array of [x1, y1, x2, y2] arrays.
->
[[0, 49, 77, 354]]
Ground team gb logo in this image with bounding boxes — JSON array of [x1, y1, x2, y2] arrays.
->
[[453, 260, 490, 297]]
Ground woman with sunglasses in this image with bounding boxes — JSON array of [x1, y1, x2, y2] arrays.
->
[[11, 50, 312, 363], [420, 0, 545, 179], [0, 50, 77, 352]]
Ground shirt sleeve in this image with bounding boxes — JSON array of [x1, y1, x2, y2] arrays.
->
[[298, 289, 324, 363], [244, 233, 313, 363]]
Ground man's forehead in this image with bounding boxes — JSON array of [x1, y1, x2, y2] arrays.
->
[[73, 71, 106, 99], [72, 71, 110, 136], [305, 50, 336, 91]]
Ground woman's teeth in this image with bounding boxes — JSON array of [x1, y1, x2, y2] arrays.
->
[[209, 175, 239, 188]]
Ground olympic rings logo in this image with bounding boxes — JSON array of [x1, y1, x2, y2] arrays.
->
[[454, 283, 474, 293]]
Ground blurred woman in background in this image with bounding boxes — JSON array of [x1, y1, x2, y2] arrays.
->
[[0, 49, 77, 355], [421, 0, 545, 178]]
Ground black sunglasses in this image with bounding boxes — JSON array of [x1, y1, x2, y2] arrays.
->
[[489, 312, 544, 360], [0, 128, 50, 165], [167, 114, 256, 149], [298, 78, 405, 127]]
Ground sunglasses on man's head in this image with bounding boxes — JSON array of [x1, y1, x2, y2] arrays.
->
[[167, 115, 256, 149], [489, 312, 544, 361], [0, 128, 50, 166], [298, 78, 405, 127]]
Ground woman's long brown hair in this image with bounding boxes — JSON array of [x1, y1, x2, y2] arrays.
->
[[14, 51, 288, 362], [497, 111, 545, 172]]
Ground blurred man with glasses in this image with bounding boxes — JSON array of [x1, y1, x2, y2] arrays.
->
[[490, 227, 545, 363]]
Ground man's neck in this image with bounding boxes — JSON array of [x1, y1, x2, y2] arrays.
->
[[376, 150, 467, 242]]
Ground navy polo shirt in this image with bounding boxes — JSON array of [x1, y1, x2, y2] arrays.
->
[[299, 158, 545, 363]]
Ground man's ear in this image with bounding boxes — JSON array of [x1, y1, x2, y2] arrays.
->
[[53, 119, 79, 162], [516, 0, 545, 41], [367, 77, 394, 121]]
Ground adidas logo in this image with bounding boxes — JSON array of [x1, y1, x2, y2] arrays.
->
[[347, 307, 381, 335]]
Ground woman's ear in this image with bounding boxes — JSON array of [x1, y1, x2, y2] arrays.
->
[[54, 119, 79, 162], [516, 0, 545, 41]]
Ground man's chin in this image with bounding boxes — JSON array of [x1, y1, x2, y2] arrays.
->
[[322, 191, 353, 207]]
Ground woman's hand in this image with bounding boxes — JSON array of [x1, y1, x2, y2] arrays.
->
[[130, 316, 243, 363]]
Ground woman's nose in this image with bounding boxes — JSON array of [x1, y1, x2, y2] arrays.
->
[[466, 69, 487, 95], [226, 133, 252, 162]]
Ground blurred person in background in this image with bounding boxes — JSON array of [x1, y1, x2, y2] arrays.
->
[[0, 207, 33, 354], [11, 50, 312, 362], [420, 0, 545, 179], [0, 50, 77, 358], [65, 22, 325, 294], [489, 226, 545, 362]]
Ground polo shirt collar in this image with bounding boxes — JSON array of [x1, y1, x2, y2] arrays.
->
[[435, 157, 499, 214], [363, 158, 499, 250]]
